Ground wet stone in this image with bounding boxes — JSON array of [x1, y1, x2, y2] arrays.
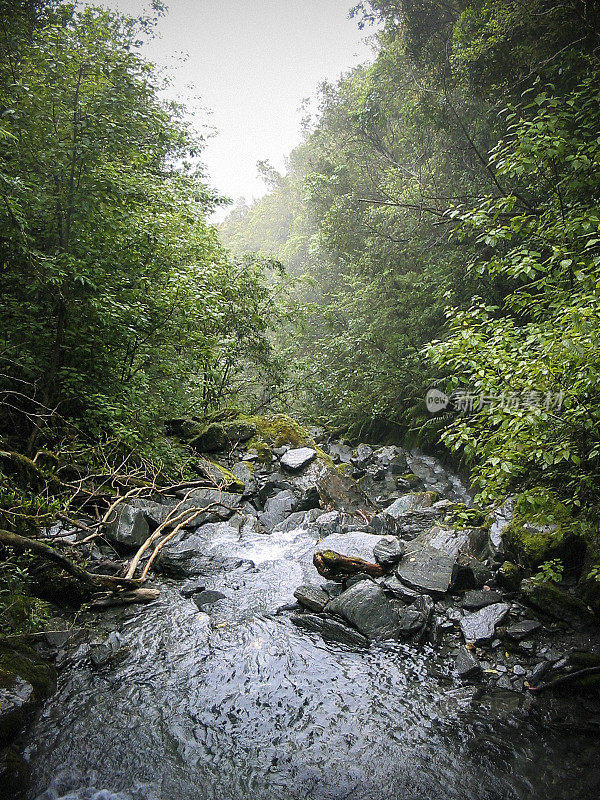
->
[[396, 546, 456, 595], [193, 590, 226, 612], [461, 589, 503, 610], [382, 575, 423, 603], [505, 619, 542, 641], [373, 536, 405, 568], [460, 603, 510, 644], [396, 607, 426, 636], [291, 614, 369, 647], [326, 580, 401, 641], [455, 647, 482, 679], [294, 584, 329, 613]]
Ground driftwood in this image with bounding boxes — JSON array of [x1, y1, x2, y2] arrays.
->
[[529, 666, 600, 694], [90, 588, 160, 608], [0, 529, 142, 590], [313, 550, 384, 581]]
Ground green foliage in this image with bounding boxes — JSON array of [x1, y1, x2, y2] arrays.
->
[[532, 559, 564, 586]]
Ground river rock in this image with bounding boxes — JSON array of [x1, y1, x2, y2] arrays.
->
[[327, 441, 353, 464], [313, 510, 367, 534], [505, 619, 542, 641], [386, 492, 436, 520], [382, 575, 423, 602], [455, 647, 482, 678], [461, 589, 503, 610], [453, 555, 493, 590], [294, 584, 329, 613], [352, 443, 374, 468], [315, 531, 385, 563], [232, 462, 257, 496], [272, 508, 322, 533], [367, 512, 403, 537], [280, 447, 317, 472], [105, 503, 149, 549], [259, 489, 298, 531], [373, 536, 405, 568], [396, 545, 456, 595], [175, 488, 243, 516], [291, 614, 369, 647], [326, 581, 401, 640], [460, 603, 510, 644], [129, 498, 178, 529], [396, 606, 426, 636], [193, 590, 226, 612]]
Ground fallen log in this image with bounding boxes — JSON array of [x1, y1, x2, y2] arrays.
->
[[529, 666, 600, 694], [0, 529, 142, 590], [313, 550, 384, 581], [90, 588, 160, 608]]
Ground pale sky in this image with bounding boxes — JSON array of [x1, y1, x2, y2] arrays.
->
[[85, 0, 375, 217]]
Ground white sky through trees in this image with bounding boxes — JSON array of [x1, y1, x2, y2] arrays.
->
[[85, 0, 376, 218]]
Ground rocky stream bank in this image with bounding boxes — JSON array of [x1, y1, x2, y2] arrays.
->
[[2, 418, 600, 799]]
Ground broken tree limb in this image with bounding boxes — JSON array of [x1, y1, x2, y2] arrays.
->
[[313, 550, 384, 581], [0, 529, 142, 590], [90, 588, 161, 609], [528, 666, 600, 694]]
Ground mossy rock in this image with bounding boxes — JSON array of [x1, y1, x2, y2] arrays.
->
[[498, 561, 522, 592], [246, 439, 273, 464], [0, 746, 31, 799], [198, 459, 244, 492], [0, 642, 56, 747], [520, 578, 594, 627], [188, 420, 257, 453], [502, 488, 585, 570], [0, 594, 52, 636], [27, 560, 92, 608], [165, 418, 204, 440], [244, 414, 309, 448]]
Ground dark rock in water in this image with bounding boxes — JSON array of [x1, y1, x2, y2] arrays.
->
[[460, 603, 510, 644], [294, 584, 329, 613], [414, 593, 434, 622], [396, 546, 456, 595], [367, 512, 403, 537], [259, 489, 298, 531], [529, 661, 552, 686], [453, 555, 493, 590], [505, 619, 542, 641], [396, 606, 426, 636], [461, 589, 503, 610], [180, 580, 207, 598], [280, 447, 317, 472], [455, 647, 482, 679], [193, 590, 226, 612], [0, 644, 56, 748], [382, 575, 423, 603], [373, 536, 405, 568], [326, 581, 401, 640], [291, 614, 369, 647], [105, 504, 149, 549], [89, 632, 128, 670], [156, 527, 253, 578]]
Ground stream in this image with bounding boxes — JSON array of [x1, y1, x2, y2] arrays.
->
[[23, 453, 600, 800]]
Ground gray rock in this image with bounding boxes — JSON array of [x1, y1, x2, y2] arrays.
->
[[352, 443, 374, 468], [180, 580, 206, 598], [105, 504, 149, 549], [461, 590, 503, 610], [386, 493, 435, 520], [259, 489, 298, 531], [367, 512, 403, 537], [327, 441, 353, 464], [373, 536, 405, 568], [529, 661, 551, 686], [396, 546, 456, 595], [460, 603, 510, 644], [129, 498, 178, 528], [455, 647, 482, 678], [512, 664, 527, 676], [291, 614, 369, 647], [454, 555, 493, 589], [232, 462, 257, 496], [192, 590, 226, 612], [294, 584, 329, 613], [505, 619, 542, 641], [272, 508, 322, 533], [382, 575, 423, 603], [345, 572, 372, 589], [175, 488, 243, 515], [326, 581, 401, 640], [314, 510, 367, 535], [280, 447, 317, 472], [396, 607, 426, 636], [315, 531, 386, 563]]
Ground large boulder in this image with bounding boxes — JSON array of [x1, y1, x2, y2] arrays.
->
[[326, 580, 401, 640], [315, 531, 386, 563], [105, 504, 149, 549], [396, 545, 456, 595], [259, 489, 298, 531], [385, 492, 437, 519], [291, 614, 369, 647], [520, 578, 594, 628]]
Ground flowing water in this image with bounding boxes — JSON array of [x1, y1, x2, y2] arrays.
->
[[23, 455, 600, 800]]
